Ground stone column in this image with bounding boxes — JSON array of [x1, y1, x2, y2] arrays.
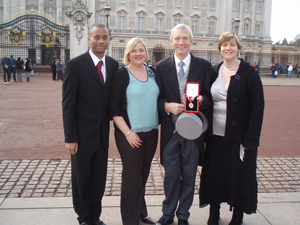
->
[[38, 0, 45, 13], [263, 0, 272, 38], [56, 0, 63, 22], [67, 2, 92, 59], [19, 1, 26, 13], [3, 0, 11, 21], [87, 0, 96, 24]]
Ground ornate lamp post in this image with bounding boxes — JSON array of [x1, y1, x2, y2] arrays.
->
[[104, 4, 112, 56], [234, 17, 241, 35], [104, 4, 111, 36]]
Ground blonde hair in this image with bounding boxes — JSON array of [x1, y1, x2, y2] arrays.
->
[[218, 32, 242, 51], [123, 37, 149, 65]]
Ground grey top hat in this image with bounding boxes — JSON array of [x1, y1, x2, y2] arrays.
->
[[172, 111, 209, 140]]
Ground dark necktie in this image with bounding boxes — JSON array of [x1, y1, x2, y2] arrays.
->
[[96, 60, 104, 85]]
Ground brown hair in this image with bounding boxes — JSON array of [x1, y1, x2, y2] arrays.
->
[[218, 32, 242, 51]]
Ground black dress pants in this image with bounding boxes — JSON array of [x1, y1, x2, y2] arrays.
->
[[115, 128, 158, 225], [52, 69, 56, 80], [71, 145, 108, 224]]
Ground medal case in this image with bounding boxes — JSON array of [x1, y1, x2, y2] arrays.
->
[[184, 82, 199, 114]]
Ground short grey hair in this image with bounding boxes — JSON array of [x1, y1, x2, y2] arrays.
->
[[170, 24, 194, 41]]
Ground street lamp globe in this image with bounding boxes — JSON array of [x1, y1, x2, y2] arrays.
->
[[104, 4, 111, 17], [234, 17, 241, 34]]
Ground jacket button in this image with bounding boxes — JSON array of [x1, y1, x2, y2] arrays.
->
[[232, 120, 237, 126], [232, 97, 238, 102], [235, 75, 240, 80]]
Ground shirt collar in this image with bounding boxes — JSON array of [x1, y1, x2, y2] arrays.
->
[[89, 49, 106, 67], [174, 53, 191, 68]]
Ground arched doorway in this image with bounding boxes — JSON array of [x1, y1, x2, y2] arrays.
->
[[152, 45, 165, 65]]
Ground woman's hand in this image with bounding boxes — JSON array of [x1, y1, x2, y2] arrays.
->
[[125, 131, 142, 148]]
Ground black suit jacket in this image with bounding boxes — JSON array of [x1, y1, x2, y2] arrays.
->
[[62, 51, 119, 152], [156, 53, 212, 165]]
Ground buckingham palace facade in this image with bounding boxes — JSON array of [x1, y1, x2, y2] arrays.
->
[[0, 0, 273, 67]]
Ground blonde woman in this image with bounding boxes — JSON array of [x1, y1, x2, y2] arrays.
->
[[200, 32, 264, 225], [109, 37, 159, 225]]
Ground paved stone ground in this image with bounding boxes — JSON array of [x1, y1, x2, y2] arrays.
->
[[1, 157, 300, 199]]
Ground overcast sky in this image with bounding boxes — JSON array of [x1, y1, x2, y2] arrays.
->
[[271, 0, 300, 43]]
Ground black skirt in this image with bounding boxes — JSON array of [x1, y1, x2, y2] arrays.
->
[[199, 135, 258, 214]]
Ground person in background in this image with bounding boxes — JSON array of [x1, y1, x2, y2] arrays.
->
[[200, 32, 264, 225], [287, 63, 293, 78], [10, 55, 17, 82], [274, 63, 278, 78], [30, 59, 35, 75], [56, 59, 64, 81], [110, 37, 159, 225], [16, 57, 24, 82], [51, 58, 57, 80], [270, 63, 276, 78], [1, 54, 12, 85], [62, 24, 119, 225], [24, 58, 31, 82], [155, 24, 212, 225]]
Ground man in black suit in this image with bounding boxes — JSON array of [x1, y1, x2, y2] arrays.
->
[[62, 24, 119, 225], [155, 24, 212, 225]]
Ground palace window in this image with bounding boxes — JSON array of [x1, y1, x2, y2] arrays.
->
[[156, 18, 163, 31], [209, 22, 214, 34], [210, 0, 215, 9], [138, 17, 144, 30], [256, 1, 261, 12], [244, 23, 249, 35], [244, 0, 250, 11], [119, 16, 125, 29], [192, 20, 198, 33], [255, 24, 260, 36]]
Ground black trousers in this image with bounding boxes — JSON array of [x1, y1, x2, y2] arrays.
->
[[3, 68, 11, 82], [115, 128, 158, 225], [71, 144, 108, 224], [52, 69, 56, 80]]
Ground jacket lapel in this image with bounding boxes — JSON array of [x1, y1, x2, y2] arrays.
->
[[165, 57, 181, 101], [83, 51, 103, 85], [104, 55, 113, 86]]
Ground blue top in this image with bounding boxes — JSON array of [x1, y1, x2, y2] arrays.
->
[[126, 66, 159, 133], [10, 57, 16, 66]]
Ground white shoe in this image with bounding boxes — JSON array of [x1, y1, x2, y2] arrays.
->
[[4, 82, 7, 85], [7, 82, 10, 84]]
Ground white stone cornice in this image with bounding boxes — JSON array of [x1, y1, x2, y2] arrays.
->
[[207, 15, 217, 21], [154, 11, 166, 17], [244, 17, 252, 22], [136, 10, 147, 16], [172, 12, 184, 17], [116, 8, 129, 15], [190, 13, 201, 19]]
